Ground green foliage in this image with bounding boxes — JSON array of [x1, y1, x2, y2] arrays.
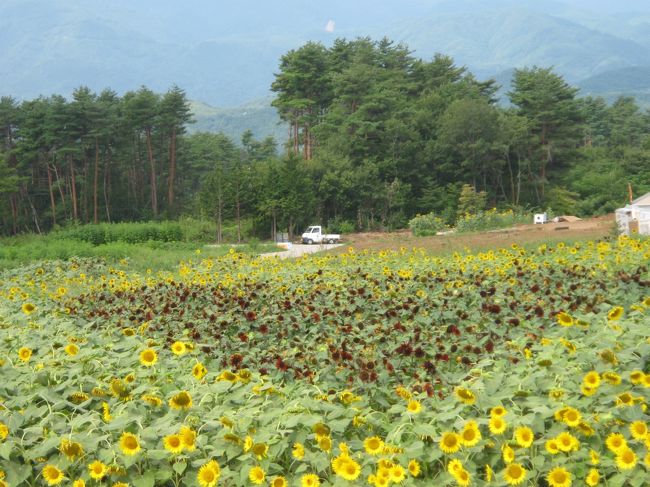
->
[[456, 184, 487, 218], [408, 212, 448, 236], [455, 208, 530, 233], [0, 237, 649, 485], [0, 235, 276, 272], [2, 36, 649, 239], [53, 222, 184, 245], [326, 218, 356, 235]]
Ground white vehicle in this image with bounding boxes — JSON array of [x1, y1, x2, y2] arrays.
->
[[301, 225, 341, 244]]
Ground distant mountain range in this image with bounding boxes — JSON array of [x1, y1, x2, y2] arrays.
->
[[2, 0, 650, 142]]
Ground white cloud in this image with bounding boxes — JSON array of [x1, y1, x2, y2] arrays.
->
[[325, 20, 335, 32]]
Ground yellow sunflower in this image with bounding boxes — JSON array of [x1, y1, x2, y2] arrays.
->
[[389, 465, 405, 483], [585, 468, 599, 486], [42, 465, 65, 486], [88, 461, 108, 480], [485, 465, 494, 482], [502, 445, 515, 464], [406, 399, 422, 414], [590, 450, 600, 465], [583, 372, 600, 388], [180, 426, 196, 451], [271, 477, 288, 487], [439, 432, 461, 454], [615, 448, 637, 470], [408, 459, 421, 477], [447, 459, 464, 475], [59, 439, 84, 460], [454, 469, 471, 487], [252, 442, 269, 459], [171, 341, 187, 355], [64, 343, 79, 356], [163, 434, 184, 454], [119, 432, 141, 456], [192, 362, 207, 380], [18, 347, 32, 362], [607, 306, 624, 321], [300, 473, 320, 487], [556, 312, 573, 327], [317, 435, 331, 453], [460, 421, 481, 447], [292, 442, 305, 460], [340, 459, 362, 481], [0, 422, 8, 441], [556, 432, 579, 452], [249, 466, 265, 485], [602, 371, 621, 385], [141, 394, 162, 407], [217, 370, 238, 382], [139, 349, 157, 367], [488, 416, 507, 435], [101, 402, 112, 422], [545, 439, 560, 454], [577, 421, 595, 437], [21, 302, 36, 315], [503, 463, 527, 486], [490, 405, 507, 417], [514, 426, 534, 448], [547, 467, 571, 487], [169, 391, 192, 410], [605, 433, 627, 453], [629, 421, 647, 440], [364, 436, 384, 455], [455, 387, 476, 405], [630, 370, 644, 384], [197, 460, 220, 487], [561, 407, 581, 427], [72, 480, 85, 487]]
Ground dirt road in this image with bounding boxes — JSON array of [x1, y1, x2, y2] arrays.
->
[[340, 215, 616, 254], [261, 243, 344, 259]]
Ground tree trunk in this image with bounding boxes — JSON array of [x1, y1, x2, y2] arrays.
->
[[145, 127, 158, 217], [168, 126, 177, 216], [52, 163, 68, 218], [25, 188, 42, 234], [216, 193, 223, 244], [103, 150, 112, 223], [236, 197, 241, 243], [10, 195, 18, 235], [47, 164, 57, 226], [505, 152, 515, 205], [70, 157, 79, 222], [272, 209, 277, 242], [93, 137, 100, 223], [82, 155, 88, 223]]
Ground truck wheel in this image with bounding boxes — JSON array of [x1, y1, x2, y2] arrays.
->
[[327, 239, 334, 244], [306, 239, 313, 245]]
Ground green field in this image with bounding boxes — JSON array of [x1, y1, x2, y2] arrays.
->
[[0, 236, 649, 486]]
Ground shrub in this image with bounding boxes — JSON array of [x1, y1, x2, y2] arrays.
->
[[327, 218, 356, 234], [455, 208, 530, 233], [408, 212, 449, 236]]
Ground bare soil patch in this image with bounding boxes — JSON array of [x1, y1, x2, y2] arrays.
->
[[339, 214, 615, 254]]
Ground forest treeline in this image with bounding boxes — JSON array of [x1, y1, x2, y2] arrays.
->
[[1, 37, 649, 238]]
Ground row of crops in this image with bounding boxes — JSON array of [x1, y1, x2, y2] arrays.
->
[[0, 237, 649, 486]]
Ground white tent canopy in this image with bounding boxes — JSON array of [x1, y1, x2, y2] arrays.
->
[[616, 192, 650, 236]]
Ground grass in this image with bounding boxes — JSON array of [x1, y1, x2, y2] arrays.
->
[[0, 236, 278, 272]]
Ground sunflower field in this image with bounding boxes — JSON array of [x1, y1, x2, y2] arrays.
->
[[0, 236, 649, 487]]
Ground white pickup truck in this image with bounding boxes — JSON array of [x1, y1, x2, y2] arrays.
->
[[301, 226, 341, 244]]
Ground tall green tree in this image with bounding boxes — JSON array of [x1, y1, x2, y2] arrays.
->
[[508, 67, 583, 200]]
